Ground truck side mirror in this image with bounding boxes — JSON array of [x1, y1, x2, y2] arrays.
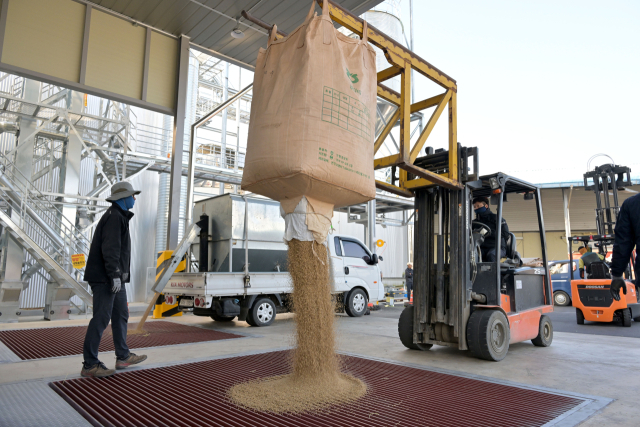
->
[[372, 254, 379, 264], [379, 256, 383, 261], [362, 255, 371, 264]]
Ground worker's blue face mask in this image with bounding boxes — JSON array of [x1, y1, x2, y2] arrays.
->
[[124, 195, 135, 210], [114, 195, 135, 211], [474, 206, 487, 215]]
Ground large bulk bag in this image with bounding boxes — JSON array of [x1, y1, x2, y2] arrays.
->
[[241, 0, 377, 242]]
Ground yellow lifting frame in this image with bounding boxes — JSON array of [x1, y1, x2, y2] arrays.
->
[[316, 0, 462, 194]]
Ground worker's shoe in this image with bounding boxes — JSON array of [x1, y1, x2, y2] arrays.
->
[[81, 362, 116, 378], [115, 353, 147, 370]]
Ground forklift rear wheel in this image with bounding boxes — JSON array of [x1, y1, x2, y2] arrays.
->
[[553, 291, 571, 307], [398, 305, 420, 350], [531, 315, 553, 347], [576, 308, 585, 325], [622, 308, 632, 327], [210, 313, 236, 322], [345, 289, 368, 317], [467, 310, 510, 362]]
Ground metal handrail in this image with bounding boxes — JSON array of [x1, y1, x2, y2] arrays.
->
[[0, 154, 91, 260]]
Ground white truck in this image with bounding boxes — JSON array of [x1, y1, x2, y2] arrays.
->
[[162, 194, 385, 326]]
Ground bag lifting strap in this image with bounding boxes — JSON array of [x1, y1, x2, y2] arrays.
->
[[268, 24, 278, 47]]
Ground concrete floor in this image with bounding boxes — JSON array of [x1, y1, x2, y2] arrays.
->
[[1, 305, 639, 426]]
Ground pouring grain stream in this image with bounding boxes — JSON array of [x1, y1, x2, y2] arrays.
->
[[229, 240, 367, 414]]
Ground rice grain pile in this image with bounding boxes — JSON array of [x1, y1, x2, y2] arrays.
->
[[229, 240, 367, 413]]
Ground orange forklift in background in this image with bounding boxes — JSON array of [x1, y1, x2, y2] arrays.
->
[[570, 164, 640, 326]]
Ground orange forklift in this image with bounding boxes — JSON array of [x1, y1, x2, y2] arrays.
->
[[399, 147, 554, 361], [569, 164, 640, 326]]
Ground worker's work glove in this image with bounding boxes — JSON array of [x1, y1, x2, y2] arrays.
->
[[610, 276, 627, 301], [111, 278, 122, 294]]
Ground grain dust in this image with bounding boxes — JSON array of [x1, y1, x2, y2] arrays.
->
[[229, 239, 367, 413]]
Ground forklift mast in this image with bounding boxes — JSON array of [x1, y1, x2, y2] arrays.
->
[[583, 164, 632, 242]]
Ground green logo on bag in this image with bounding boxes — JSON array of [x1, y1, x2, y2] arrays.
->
[[346, 68, 359, 84]]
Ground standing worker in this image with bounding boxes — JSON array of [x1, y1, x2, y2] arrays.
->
[[472, 196, 510, 262], [405, 262, 413, 301], [577, 245, 605, 279], [610, 193, 640, 301], [81, 182, 147, 378]]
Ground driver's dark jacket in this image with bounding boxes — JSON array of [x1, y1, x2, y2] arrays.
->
[[476, 209, 510, 253], [611, 193, 640, 281]]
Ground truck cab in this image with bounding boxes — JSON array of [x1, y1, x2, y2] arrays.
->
[[161, 193, 384, 327]]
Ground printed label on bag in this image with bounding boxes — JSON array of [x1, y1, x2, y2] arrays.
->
[[318, 146, 370, 179], [321, 86, 371, 141]]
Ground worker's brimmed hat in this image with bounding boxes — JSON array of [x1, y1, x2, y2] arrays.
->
[[106, 181, 141, 201]]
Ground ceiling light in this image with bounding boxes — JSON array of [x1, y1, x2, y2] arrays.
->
[[230, 27, 245, 39]]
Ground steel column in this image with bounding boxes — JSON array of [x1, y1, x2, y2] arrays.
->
[[166, 36, 191, 250]]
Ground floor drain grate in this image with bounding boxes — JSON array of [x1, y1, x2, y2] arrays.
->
[[51, 350, 589, 427], [0, 321, 243, 360]]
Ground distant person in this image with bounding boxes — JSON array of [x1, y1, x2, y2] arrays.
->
[[610, 193, 640, 301], [405, 262, 413, 300], [81, 182, 147, 378], [577, 245, 605, 279], [472, 196, 510, 262]]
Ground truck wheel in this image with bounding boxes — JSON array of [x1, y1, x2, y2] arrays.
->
[[210, 313, 236, 322], [531, 315, 553, 347], [398, 305, 420, 350], [576, 308, 585, 325], [467, 309, 510, 362], [345, 289, 368, 317], [553, 291, 571, 306], [622, 308, 632, 327], [249, 298, 276, 327]]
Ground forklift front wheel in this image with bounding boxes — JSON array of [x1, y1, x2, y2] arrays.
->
[[576, 308, 585, 325], [467, 310, 510, 362], [531, 315, 553, 347], [622, 308, 632, 327], [398, 305, 420, 350]]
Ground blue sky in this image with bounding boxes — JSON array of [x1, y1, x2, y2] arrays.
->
[[397, 0, 640, 183]]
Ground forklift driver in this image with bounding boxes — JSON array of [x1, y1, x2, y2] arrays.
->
[[473, 196, 510, 262], [577, 245, 605, 279]]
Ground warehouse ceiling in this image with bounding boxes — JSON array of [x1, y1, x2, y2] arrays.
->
[[83, 0, 385, 68]]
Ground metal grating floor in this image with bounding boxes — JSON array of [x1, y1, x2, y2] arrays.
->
[[0, 321, 243, 360], [50, 350, 593, 427]]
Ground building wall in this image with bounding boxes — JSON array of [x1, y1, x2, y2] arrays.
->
[[503, 185, 639, 261]]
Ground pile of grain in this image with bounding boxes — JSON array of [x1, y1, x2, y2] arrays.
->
[[229, 240, 367, 413]]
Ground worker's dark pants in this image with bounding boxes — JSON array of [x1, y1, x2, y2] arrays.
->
[[406, 282, 413, 299], [83, 283, 130, 367], [484, 247, 507, 263]]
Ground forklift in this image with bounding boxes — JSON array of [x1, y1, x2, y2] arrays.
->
[[569, 164, 639, 326], [398, 147, 554, 361]]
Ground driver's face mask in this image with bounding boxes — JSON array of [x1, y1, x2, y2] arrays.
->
[[474, 206, 488, 215]]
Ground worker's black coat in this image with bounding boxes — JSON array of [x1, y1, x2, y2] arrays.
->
[[84, 204, 134, 284], [405, 268, 413, 286], [611, 193, 640, 281], [476, 209, 510, 253]]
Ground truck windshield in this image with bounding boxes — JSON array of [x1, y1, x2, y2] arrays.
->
[[334, 237, 343, 256]]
